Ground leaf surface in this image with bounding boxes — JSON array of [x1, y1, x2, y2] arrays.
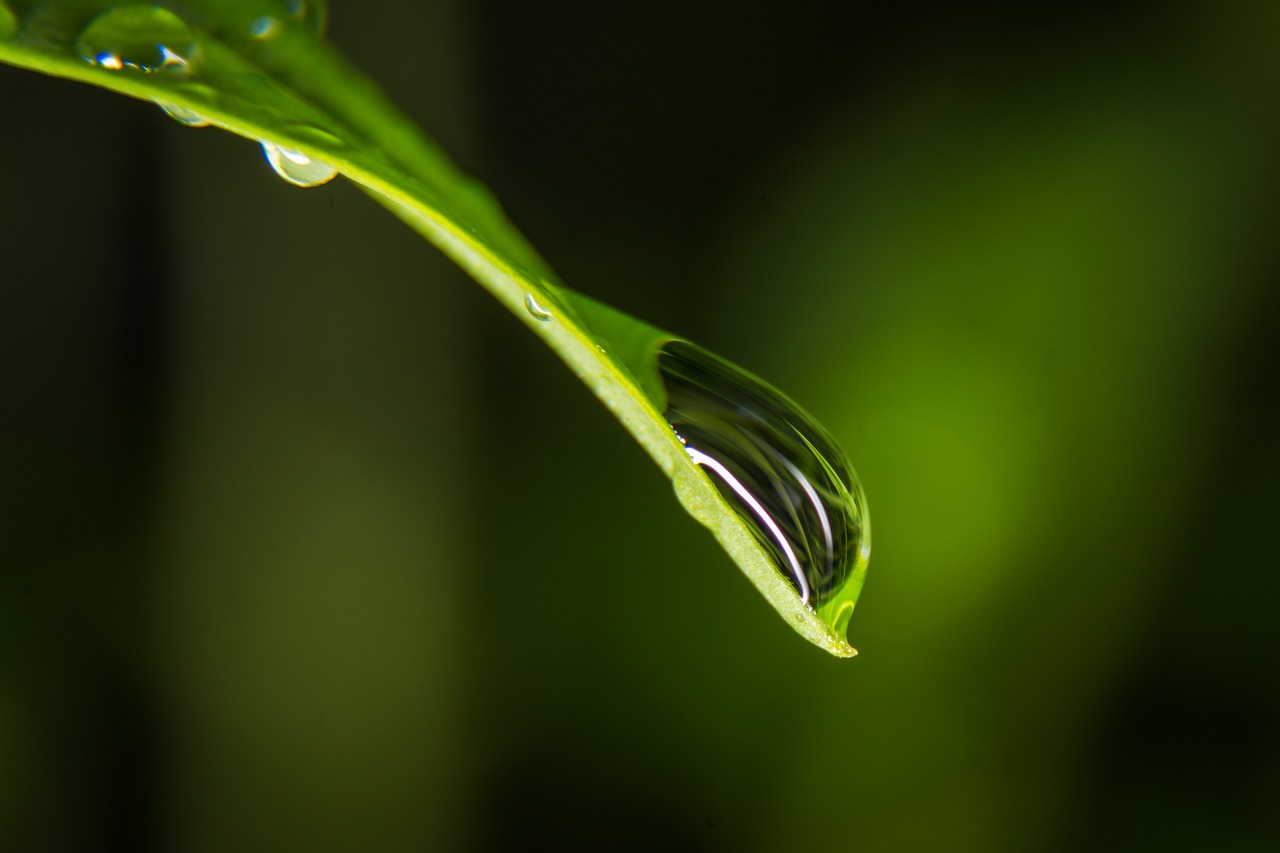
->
[[0, 0, 859, 656]]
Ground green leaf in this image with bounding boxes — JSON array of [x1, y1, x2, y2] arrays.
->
[[0, 0, 867, 656]]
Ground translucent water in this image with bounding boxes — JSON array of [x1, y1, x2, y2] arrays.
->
[[524, 292, 552, 322], [76, 6, 201, 75], [2, 0, 866, 650], [248, 1, 326, 40], [658, 340, 870, 632], [155, 100, 211, 127], [286, 0, 327, 36], [261, 140, 337, 187], [0, 3, 16, 41], [248, 15, 281, 40]]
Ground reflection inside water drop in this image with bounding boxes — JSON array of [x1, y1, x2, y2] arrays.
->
[[155, 100, 210, 127], [658, 341, 869, 621], [249, 1, 327, 39], [76, 6, 201, 75], [287, 0, 327, 34], [261, 140, 338, 187], [525, 293, 552, 322], [248, 16, 282, 40]]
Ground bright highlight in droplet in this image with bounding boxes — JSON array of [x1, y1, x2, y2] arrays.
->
[[76, 6, 202, 76], [155, 100, 211, 127], [658, 340, 870, 641], [249, 16, 281, 39], [525, 293, 552, 321], [686, 446, 813, 604], [260, 140, 338, 187]]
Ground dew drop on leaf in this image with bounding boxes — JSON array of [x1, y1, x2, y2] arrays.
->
[[155, 100, 210, 127], [657, 340, 870, 637], [248, 16, 282, 40], [524, 293, 552, 322], [76, 6, 201, 75], [286, 0, 327, 36], [260, 140, 338, 187], [249, 2, 326, 40], [0, 3, 16, 41]]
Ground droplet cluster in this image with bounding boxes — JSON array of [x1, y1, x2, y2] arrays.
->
[[60, 4, 339, 187]]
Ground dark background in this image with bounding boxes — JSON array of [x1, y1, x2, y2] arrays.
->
[[2, 1, 1279, 850]]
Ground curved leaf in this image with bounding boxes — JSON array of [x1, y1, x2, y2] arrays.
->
[[0, 0, 865, 656]]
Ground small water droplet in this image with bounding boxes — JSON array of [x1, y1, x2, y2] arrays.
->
[[658, 340, 870, 635], [248, 2, 326, 40], [0, 3, 17, 41], [155, 100, 211, 127], [261, 140, 338, 187], [287, 0, 328, 35], [248, 16, 281, 39], [525, 293, 552, 322], [76, 6, 201, 75]]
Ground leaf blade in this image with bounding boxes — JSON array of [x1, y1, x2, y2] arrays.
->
[[0, 1, 857, 657]]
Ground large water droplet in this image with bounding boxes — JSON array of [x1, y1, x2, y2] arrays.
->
[[261, 140, 338, 187], [0, 3, 17, 41], [658, 340, 870, 632], [76, 6, 201, 75], [155, 100, 211, 127]]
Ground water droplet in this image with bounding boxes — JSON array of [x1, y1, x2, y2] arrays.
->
[[261, 140, 338, 187], [155, 100, 211, 127], [658, 340, 870, 634], [76, 6, 201, 76], [525, 293, 552, 322], [287, 0, 328, 35], [0, 4, 17, 41], [248, 16, 281, 40], [248, 2, 326, 40]]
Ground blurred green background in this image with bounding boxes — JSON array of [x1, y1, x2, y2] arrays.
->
[[3, 1, 1279, 850]]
